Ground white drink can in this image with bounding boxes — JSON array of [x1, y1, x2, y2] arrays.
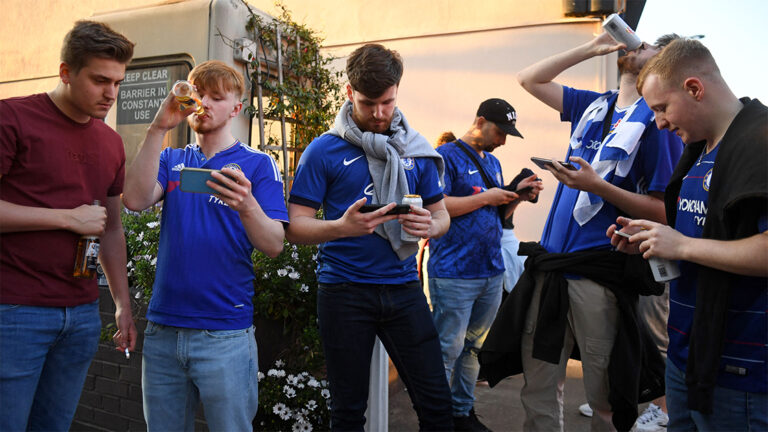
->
[[400, 194, 422, 242], [648, 256, 681, 282], [602, 13, 642, 51]]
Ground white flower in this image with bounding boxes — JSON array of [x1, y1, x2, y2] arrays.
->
[[283, 385, 296, 398], [150, 257, 157, 266], [288, 271, 300, 280], [321, 389, 330, 399], [273, 403, 288, 416], [280, 408, 293, 421], [299, 284, 309, 293], [146, 221, 160, 228], [306, 400, 317, 411], [291, 252, 299, 260], [267, 368, 286, 377], [275, 359, 285, 367], [292, 420, 312, 432], [137, 232, 144, 241], [308, 378, 320, 388], [127, 261, 133, 269], [287, 375, 299, 385], [277, 269, 288, 277], [312, 253, 318, 261], [297, 383, 305, 389], [134, 291, 143, 299], [257, 371, 265, 381]]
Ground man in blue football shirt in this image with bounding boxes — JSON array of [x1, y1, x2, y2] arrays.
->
[[123, 61, 288, 430], [611, 38, 767, 431], [286, 43, 453, 431], [427, 98, 541, 431], [516, 31, 684, 431]]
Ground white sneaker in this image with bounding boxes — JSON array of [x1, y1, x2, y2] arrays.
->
[[578, 403, 593, 417], [633, 403, 668, 432]]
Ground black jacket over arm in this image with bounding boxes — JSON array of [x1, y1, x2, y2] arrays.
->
[[664, 97, 768, 413], [479, 242, 665, 431]]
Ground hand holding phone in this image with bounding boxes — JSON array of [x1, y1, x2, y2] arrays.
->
[[531, 157, 578, 171]]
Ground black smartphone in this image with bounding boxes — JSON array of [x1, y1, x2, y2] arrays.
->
[[180, 168, 230, 194], [359, 204, 411, 215], [530, 156, 578, 171]]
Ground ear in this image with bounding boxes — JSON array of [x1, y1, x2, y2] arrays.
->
[[231, 101, 243, 118], [475, 116, 487, 127], [346, 84, 354, 102], [59, 63, 71, 84], [683, 77, 704, 101]]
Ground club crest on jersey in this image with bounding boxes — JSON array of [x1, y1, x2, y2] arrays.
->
[[222, 163, 242, 172], [703, 168, 713, 192], [401, 157, 415, 170]]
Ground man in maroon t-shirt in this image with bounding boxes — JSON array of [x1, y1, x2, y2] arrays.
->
[[0, 21, 136, 430]]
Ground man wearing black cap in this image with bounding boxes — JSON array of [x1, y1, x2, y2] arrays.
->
[[427, 98, 542, 432]]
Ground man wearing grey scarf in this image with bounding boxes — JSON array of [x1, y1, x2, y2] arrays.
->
[[286, 44, 452, 431]]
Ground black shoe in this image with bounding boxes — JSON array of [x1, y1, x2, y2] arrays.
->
[[453, 408, 492, 432]]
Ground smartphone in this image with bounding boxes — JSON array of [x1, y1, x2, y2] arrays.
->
[[613, 230, 632, 239], [530, 157, 578, 171], [180, 168, 227, 194], [359, 204, 411, 215]]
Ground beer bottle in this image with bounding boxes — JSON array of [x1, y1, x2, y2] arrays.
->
[[73, 200, 101, 279]]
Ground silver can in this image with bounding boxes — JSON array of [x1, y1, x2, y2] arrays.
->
[[602, 13, 642, 51], [400, 194, 422, 242]]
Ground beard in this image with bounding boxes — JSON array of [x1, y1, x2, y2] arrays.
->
[[188, 114, 226, 134]]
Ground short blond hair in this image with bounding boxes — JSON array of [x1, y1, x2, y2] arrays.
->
[[637, 38, 720, 94], [189, 60, 245, 98]]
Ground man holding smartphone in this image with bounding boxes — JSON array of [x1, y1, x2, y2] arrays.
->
[[610, 38, 767, 431], [427, 98, 541, 431], [123, 61, 287, 430], [286, 44, 453, 431], [514, 32, 684, 430]]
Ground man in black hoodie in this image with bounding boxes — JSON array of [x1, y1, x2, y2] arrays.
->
[[610, 38, 768, 430]]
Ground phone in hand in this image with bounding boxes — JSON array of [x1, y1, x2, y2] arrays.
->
[[530, 157, 578, 171], [613, 230, 632, 239], [359, 204, 412, 215], [180, 168, 229, 194]]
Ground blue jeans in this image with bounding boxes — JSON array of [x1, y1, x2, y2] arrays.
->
[[317, 281, 453, 431], [141, 322, 259, 431], [429, 274, 503, 416], [666, 358, 768, 431], [0, 301, 101, 431]]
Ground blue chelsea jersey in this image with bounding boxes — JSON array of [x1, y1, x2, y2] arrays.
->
[[540, 86, 683, 253], [288, 134, 444, 284], [669, 144, 768, 394], [428, 140, 506, 279], [148, 142, 288, 330]]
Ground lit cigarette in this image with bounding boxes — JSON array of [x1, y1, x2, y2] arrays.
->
[[125, 348, 131, 360]]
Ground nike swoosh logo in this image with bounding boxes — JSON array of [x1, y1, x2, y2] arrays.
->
[[343, 155, 364, 166], [468, 169, 479, 175]]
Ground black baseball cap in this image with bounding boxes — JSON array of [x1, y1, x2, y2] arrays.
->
[[476, 98, 523, 138]]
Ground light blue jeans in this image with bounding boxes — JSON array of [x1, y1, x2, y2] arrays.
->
[[429, 274, 503, 416], [666, 358, 768, 431], [141, 322, 259, 431], [0, 301, 101, 431]]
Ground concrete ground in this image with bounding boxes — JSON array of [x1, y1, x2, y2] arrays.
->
[[389, 359, 593, 432]]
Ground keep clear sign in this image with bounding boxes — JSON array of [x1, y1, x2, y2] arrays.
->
[[117, 66, 171, 125]]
